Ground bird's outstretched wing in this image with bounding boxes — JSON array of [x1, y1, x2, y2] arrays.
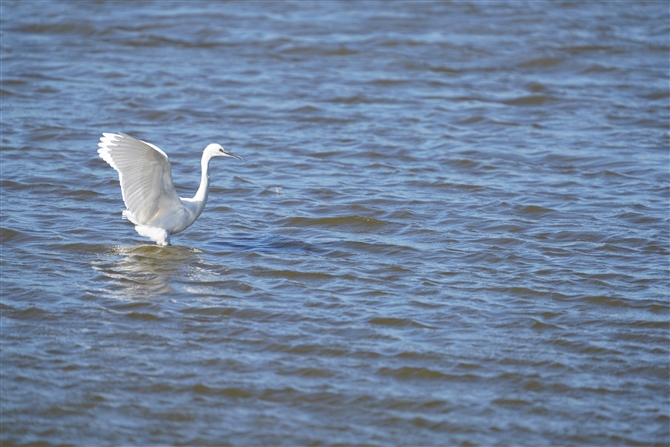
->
[[98, 132, 183, 225]]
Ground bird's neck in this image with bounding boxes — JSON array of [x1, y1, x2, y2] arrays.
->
[[192, 152, 212, 207]]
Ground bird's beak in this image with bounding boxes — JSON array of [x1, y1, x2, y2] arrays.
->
[[223, 150, 245, 161]]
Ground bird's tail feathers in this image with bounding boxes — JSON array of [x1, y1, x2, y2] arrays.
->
[[134, 225, 170, 246]]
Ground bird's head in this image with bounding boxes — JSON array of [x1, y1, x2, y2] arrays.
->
[[205, 143, 244, 161]]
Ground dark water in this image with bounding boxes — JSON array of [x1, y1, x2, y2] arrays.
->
[[2, 1, 669, 445]]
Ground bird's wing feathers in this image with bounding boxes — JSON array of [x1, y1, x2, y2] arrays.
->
[[98, 132, 183, 224]]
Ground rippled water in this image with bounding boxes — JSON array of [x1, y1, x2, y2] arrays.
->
[[2, 2, 669, 446]]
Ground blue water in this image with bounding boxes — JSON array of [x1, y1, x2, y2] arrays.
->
[[2, 2, 669, 445]]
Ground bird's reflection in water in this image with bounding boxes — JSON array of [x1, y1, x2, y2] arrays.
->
[[94, 244, 203, 300]]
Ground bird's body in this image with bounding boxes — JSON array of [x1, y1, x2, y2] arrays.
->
[[98, 132, 243, 245]]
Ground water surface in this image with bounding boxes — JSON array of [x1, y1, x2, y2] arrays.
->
[[1, 2, 669, 446]]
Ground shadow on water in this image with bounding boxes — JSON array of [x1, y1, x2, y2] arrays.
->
[[91, 235, 312, 302], [208, 234, 319, 255], [92, 244, 204, 299]]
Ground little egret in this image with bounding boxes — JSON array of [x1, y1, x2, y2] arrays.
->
[[98, 132, 244, 246]]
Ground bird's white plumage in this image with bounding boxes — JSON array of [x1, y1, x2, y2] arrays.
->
[[98, 132, 182, 225], [98, 132, 243, 245]]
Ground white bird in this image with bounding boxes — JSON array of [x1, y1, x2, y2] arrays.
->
[[98, 132, 244, 246]]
